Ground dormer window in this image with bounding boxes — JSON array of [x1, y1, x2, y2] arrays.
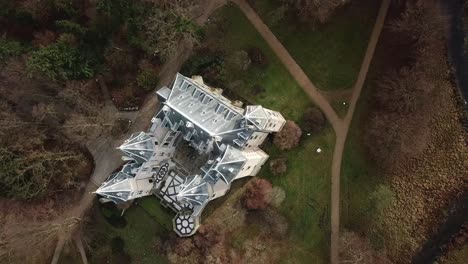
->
[[202, 96, 213, 105], [198, 93, 205, 102], [224, 111, 236, 121], [192, 89, 201, 98], [215, 104, 226, 114], [180, 81, 190, 91]]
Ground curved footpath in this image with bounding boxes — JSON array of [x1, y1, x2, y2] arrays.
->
[[232, 0, 390, 263]]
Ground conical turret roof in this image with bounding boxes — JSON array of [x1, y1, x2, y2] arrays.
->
[[94, 172, 135, 204], [118, 132, 155, 163]]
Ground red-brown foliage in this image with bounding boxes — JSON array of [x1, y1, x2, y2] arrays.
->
[[193, 224, 225, 250], [242, 179, 273, 210], [273, 120, 302, 150], [32, 30, 57, 47], [172, 237, 196, 257]]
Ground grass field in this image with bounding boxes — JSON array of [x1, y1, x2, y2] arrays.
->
[[340, 84, 381, 231], [260, 128, 334, 263], [250, 0, 380, 91]]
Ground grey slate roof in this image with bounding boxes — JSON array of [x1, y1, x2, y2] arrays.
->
[[202, 145, 246, 184], [166, 74, 244, 136], [119, 132, 155, 163], [177, 174, 212, 216], [244, 105, 268, 129], [94, 172, 134, 204]]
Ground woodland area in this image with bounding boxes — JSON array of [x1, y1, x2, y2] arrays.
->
[[343, 0, 468, 263], [0, 0, 203, 262]]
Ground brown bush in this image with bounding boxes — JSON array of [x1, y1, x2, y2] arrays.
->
[[193, 224, 224, 250], [242, 179, 273, 210], [273, 120, 302, 150], [340, 231, 392, 264], [173, 237, 196, 257], [227, 50, 251, 71], [251, 84, 266, 96], [247, 47, 268, 67], [301, 106, 326, 133], [269, 157, 288, 176], [104, 47, 135, 74], [261, 208, 288, 238], [32, 30, 57, 47]]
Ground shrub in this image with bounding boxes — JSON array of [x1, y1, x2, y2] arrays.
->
[[227, 50, 251, 71], [136, 70, 159, 91], [242, 179, 273, 210], [26, 40, 94, 81], [172, 237, 196, 257], [301, 106, 326, 133], [96, 0, 131, 18], [273, 120, 302, 150], [104, 47, 135, 73], [0, 39, 25, 62], [248, 47, 268, 67], [194, 224, 224, 250], [32, 30, 57, 47], [55, 20, 87, 37], [181, 50, 226, 85], [251, 84, 266, 96], [262, 208, 288, 238], [340, 231, 392, 264], [270, 186, 286, 208], [270, 157, 288, 176]]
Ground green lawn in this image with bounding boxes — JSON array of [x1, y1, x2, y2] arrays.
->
[[260, 128, 334, 263], [331, 99, 349, 118], [88, 198, 172, 264], [340, 88, 381, 231], [196, 5, 335, 262], [250, 0, 381, 91]]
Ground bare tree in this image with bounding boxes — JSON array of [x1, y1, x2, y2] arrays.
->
[[63, 108, 116, 143], [340, 231, 392, 264], [142, 0, 200, 60], [242, 179, 273, 210], [0, 217, 81, 262]]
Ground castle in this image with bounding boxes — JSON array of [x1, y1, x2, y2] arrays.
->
[[95, 73, 285, 236]]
